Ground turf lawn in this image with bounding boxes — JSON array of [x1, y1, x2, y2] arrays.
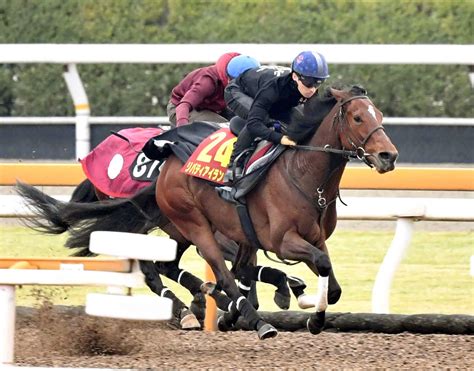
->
[[0, 225, 472, 315]]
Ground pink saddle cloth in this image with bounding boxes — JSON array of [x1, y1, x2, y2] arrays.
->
[[80, 127, 163, 198]]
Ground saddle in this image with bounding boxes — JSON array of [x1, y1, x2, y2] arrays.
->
[[142, 119, 286, 202]]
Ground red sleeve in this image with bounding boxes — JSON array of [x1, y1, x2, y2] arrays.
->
[[179, 75, 216, 108], [175, 102, 191, 126]]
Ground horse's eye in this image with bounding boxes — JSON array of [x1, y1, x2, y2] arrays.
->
[[354, 116, 362, 124]]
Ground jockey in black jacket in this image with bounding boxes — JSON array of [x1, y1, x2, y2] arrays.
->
[[224, 50, 330, 182]]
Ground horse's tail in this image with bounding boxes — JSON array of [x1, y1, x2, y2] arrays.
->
[[16, 181, 71, 234], [16, 181, 163, 256], [70, 179, 99, 203]]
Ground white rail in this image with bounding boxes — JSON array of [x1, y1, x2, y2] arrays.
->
[[1, 43, 472, 64], [1, 43, 472, 158], [2, 195, 473, 315], [0, 116, 473, 126]]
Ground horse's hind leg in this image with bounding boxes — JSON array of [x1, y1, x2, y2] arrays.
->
[[139, 261, 201, 330], [167, 221, 276, 339], [235, 265, 291, 310], [287, 275, 308, 301], [156, 241, 233, 321]]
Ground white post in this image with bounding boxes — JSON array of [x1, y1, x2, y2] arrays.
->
[[0, 285, 16, 365], [63, 63, 91, 160], [372, 218, 415, 314]]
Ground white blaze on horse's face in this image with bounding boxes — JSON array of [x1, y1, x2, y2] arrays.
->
[[368, 105, 376, 120]]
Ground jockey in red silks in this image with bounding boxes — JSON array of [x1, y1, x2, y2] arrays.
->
[[167, 53, 260, 127]]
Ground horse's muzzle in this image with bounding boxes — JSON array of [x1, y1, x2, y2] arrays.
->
[[373, 151, 398, 173]]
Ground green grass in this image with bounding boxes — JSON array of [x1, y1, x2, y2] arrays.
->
[[0, 226, 472, 315]]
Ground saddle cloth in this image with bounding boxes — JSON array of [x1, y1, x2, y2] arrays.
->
[[80, 127, 163, 198]]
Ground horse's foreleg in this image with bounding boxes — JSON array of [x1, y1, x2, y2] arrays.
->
[[214, 231, 259, 309], [139, 261, 200, 330], [319, 245, 342, 305], [278, 232, 332, 335]]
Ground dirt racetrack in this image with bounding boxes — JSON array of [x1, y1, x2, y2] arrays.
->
[[13, 305, 473, 369]]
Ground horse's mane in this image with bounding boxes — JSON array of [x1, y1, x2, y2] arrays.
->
[[287, 84, 367, 143]]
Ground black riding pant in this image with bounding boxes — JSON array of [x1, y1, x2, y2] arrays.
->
[[229, 126, 256, 166]]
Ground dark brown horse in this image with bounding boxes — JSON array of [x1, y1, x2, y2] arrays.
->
[[153, 86, 398, 339]]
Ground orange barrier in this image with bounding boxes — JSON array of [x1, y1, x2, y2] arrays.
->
[[0, 163, 85, 186], [1, 163, 473, 190], [341, 167, 473, 191], [0, 257, 131, 272], [204, 264, 217, 332]]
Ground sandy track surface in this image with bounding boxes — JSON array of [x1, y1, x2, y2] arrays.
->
[[12, 306, 473, 369]]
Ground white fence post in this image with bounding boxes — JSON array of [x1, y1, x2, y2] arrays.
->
[[0, 285, 16, 364], [63, 63, 90, 160], [372, 217, 415, 313]]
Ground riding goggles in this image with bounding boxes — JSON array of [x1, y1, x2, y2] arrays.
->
[[298, 74, 324, 89]]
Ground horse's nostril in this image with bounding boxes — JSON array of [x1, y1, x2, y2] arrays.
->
[[380, 152, 398, 162]]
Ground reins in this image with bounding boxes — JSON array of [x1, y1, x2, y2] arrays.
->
[[293, 143, 361, 159], [293, 95, 384, 164]]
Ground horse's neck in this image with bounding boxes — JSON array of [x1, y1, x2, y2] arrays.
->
[[293, 105, 346, 182]]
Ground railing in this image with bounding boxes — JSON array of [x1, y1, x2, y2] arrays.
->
[[1, 43, 473, 158], [1, 116, 473, 126], [0, 231, 177, 365]]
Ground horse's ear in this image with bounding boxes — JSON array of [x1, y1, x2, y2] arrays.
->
[[330, 88, 344, 101]]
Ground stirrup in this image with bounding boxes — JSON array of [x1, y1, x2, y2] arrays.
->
[[223, 169, 234, 184], [223, 166, 243, 184]]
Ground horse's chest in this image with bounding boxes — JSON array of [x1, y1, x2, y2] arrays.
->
[[300, 208, 336, 244]]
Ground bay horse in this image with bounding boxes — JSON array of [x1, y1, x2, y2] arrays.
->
[[16, 85, 397, 338], [151, 86, 398, 339], [69, 178, 306, 313], [17, 169, 306, 329]]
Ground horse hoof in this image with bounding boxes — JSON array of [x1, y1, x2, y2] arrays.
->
[[180, 312, 201, 330], [328, 288, 342, 305], [257, 323, 278, 340], [200, 281, 216, 295], [190, 292, 206, 321], [297, 294, 316, 309], [274, 291, 290, 310], [217, 315, 233, 332], [306, 311, 325, 335], [287, 275, 307, 290]]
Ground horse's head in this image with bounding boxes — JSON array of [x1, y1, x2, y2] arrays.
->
[[330, 87, 398, 173]]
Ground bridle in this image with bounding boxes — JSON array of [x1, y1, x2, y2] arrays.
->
[[333, 95, 385, 167], [286, 94, 386, 213], [294, 95, 385, 167]]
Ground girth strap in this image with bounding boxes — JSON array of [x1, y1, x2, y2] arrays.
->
[[235, 201, 263, 250]]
